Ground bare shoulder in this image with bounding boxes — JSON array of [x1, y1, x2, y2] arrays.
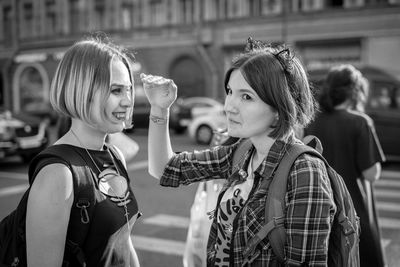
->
[[30, 163, 74, 203]]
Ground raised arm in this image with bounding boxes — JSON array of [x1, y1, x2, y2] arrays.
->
[[140, 73, 178, 179]]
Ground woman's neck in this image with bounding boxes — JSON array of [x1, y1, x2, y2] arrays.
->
[[67, 120, 106, 150], [250, 135, 275, 171]]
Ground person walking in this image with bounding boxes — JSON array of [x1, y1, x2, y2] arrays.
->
[[25, 36, 141, 266], [305, 64, 386, 267], [142, 38, 336, 266]]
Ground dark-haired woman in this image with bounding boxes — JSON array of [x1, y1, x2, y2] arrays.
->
[[142, 38, 335, 266], [305, 64, 386, 267]]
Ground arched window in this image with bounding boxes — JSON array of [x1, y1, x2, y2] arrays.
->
[[20, 67, 45, 112], [170, 56, 205, 98], [13, 63, 50, 114]]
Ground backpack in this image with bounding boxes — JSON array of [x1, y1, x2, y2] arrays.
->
[[0, 144, 125, 267], [233, 136, 360, 266]]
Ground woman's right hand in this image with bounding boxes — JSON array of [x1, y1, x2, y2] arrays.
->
[[140, 73, 177, 110]]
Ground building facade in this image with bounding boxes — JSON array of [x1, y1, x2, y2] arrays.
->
[[0, 0, 399, 116]]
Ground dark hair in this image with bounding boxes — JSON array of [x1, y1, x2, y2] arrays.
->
[[318, 64, 369, 112], [224, 39, 315, 139]]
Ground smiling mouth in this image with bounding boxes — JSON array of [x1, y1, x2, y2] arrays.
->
[[113, 112, 126, 120]]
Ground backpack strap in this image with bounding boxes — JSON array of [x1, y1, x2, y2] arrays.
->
[[243, 143, 319, 263], [29, 144, 97, 266]]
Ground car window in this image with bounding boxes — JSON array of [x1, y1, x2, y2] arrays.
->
[[368, 82, 400, 113]]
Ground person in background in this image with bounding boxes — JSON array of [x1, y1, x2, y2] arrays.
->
[[305, 64, 386, 267], [142, 38, 336, 266], [26, 36, 141, 266]]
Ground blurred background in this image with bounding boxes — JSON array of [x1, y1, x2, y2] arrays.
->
[[1, 1, 400, 266], [1, 0, 400, 160]]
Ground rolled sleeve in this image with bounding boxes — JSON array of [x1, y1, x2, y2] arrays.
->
[[160, 145, 234, 187]]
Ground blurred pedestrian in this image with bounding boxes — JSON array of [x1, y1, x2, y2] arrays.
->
[[26, 36, 141, 266], [142, 38, 336, 266], [305, 64, 386, 267]]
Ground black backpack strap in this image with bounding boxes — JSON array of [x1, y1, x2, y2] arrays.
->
[[29, 145, 97, 266], [243, 143, 318, 264]]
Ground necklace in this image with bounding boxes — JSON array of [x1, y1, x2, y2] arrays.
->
[[70, 129, 131, 232]]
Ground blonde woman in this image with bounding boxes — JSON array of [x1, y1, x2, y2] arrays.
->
[[25, 37, 140, 266]]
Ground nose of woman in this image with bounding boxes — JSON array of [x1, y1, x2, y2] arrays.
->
[[224, 94, 238, 114], [120, 90, 133, 107]]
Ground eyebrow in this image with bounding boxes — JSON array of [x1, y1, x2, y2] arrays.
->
[[228, 86, 254, 94], [110, 83, 132, 88]]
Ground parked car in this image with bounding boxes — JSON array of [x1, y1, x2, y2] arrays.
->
[[187, 109, 227, 145], [170, 97, 224, 134], [0, 109, 49, 162], [308, 65, 400, 161]]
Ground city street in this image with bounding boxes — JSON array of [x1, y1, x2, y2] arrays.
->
[[1, 129, 399, 267]]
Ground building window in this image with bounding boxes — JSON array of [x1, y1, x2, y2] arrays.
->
[[170, 57, 205, 97], [133, 1, 143, 27], [249, 0, 262, 16], [328, 0, 344, 7], [21, 2, 33, 38], [70, 0, 85, 33], [2, 5, 12, 45], [216, 0, 228, 19], [122, 2, 134, 29], [178, 0, 195, 24], [261, 0, 281, 14], [45, 0, 56, 35], [290, 0, 324, 12], [19, 66, 45, 113], [150, 0, 165, 26], [94, 0, 105, 29]]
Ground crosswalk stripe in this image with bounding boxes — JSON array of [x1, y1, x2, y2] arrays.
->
[[381, 170, 399, 179], [0, 184, 28, 197], [382, 239, 391, 249], [127, 160, 148, 171], [143, 214, 190, 228], [377, 202, 400, 212], [376, 179, 400, 188], [375, 189, 400, 199], [0, 171, 27, 180], [379, 217, 400, 230], [133, 235, 185, 256]]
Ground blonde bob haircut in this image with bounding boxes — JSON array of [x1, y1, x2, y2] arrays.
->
[[50, 36, 134, 128]]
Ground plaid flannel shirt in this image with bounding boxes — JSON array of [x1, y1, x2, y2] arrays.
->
[[160, 137, 336, 266]]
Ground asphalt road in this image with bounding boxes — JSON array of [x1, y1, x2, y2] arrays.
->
[[1, 129, 399, 266]]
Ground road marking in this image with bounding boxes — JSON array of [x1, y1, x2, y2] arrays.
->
[[376, 179, 400, 188], [0, 184, 28, 197], [382, 239, 391, 249], [127, 160, 148, 171], [132, 235, 185, 256], [377, 202, 400, 212], [379, 217, 400, 230], [375, 189, 400, 199], [0, 171, 27, 180], [381, 170, 399, 179], [143, 214, 190, 228]]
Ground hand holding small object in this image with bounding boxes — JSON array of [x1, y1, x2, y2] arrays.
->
[[140, 73, 177, 110]]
